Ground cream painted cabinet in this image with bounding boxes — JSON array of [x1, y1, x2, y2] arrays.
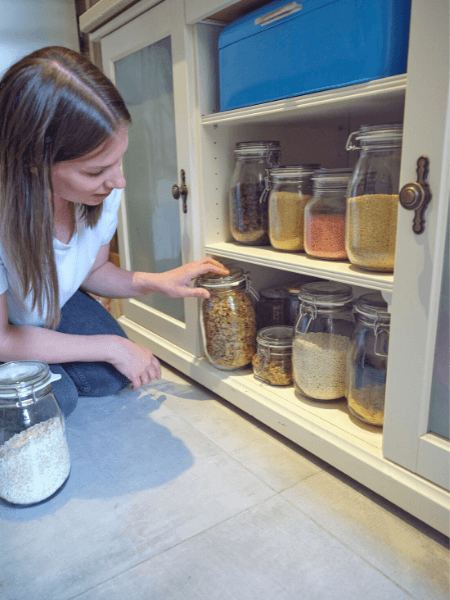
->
[[82, 0, 449, 535]]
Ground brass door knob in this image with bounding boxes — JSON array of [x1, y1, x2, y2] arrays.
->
[[399, 156, 432, 234], [172, 169, 188, 213]]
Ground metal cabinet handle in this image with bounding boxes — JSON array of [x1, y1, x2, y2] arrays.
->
[[172, 169, 188, 214], [399, 156, 432, 234]]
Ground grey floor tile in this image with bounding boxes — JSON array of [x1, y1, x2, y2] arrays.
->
[[74, 494, 413, 600], [0, 388, 274, 600], [282, 469, 450, 600]]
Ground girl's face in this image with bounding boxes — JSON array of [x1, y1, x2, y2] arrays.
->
[[51, 124, 129, 206]]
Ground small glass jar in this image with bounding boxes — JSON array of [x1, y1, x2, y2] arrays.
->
[[229, 141, 281, 245], [293, 282, 355, 401], [0, 361, 70, 505], [197, 267, 258, 370], [256, 286, 290, 329], [346, 123, 403, 272], [266, 165, 320, 252], [252, 326, 294, 386], [346, 292, 390, 426], [282, 276, 322, 326], [304, 168, 353, 260]]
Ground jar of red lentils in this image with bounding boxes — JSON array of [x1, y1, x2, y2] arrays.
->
[[304, 168, 353, 260]]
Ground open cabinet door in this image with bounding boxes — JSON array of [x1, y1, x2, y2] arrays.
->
[[100, 0, 202, 355]]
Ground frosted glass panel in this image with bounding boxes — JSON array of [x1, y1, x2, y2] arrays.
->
[[115, 36, 184, 322]]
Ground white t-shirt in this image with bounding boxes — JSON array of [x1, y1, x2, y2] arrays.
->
[[0, 188, 123, 326]]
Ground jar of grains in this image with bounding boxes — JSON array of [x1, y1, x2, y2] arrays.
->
[[0, 361, 71, 505], [293, 282, 355, 401], [229, 141, 281, 245], [345, 123, 403, 272], [256, 286, 290, 329], [304, 168, 353, 260], [266, 165, 320, 252], [252, 326, 294, 386], [282, 276, 322, 326], [197, 267, 258, 370], [346, 293, 390, 426]]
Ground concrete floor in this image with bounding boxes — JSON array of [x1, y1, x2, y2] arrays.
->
[[1, 360, 449, 600]]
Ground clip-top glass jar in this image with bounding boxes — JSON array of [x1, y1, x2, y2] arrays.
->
[[346, 123, 403, 272], [293, 282, 355, 401], [197, 267, 258, 370], [256, 286, 290, 329], [304, 168, 353, 260], [266, 165, 320, 252], [0, 361, 70, 505], [346, 293, 390, 426], [281, 276, 322, 326], [229, 141, 281, 245], [252, 326, 294, 386]]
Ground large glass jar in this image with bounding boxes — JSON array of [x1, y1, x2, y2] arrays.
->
[[197, 267, 258, 370], [267, 165, 319, 251], [345, 123, 403, 272], [252, 326, 294, 386], [256, 286, 290, 329], [0, 361, 70, 505], [229, 141, 281, 245], [293, 282, 355, 401], [346, 293, 390, 426], [304, 168, 353, 260]]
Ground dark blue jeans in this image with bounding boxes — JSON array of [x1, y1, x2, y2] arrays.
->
[[51, 290, 131, 418]]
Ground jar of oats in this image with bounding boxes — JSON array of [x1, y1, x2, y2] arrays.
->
[[253, 326, 294, 386], [293, 282, 355, 401], [197, 268, 258, 370], [346, 293, 390, 426], [345, 124, 403, 272], [267, 165, 320, 252], [229, 141, 281, 246]]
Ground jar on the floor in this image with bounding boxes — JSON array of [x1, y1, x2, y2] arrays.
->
[[256, 286, 290, 329], [229, 141, 281, 245], [267, 165, 319, 252], [0, 361, 70, 505], [293, 282, 355, 401], [197, 267, 258, 370], [282, 276, 322, 326], [346, 292, 390, 426], [252, 326, 294, 386], [345, 123, 403, 272], [304, 168, 353, 260]]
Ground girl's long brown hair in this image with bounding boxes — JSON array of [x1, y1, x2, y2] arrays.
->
[[0, 46, 131, 328]]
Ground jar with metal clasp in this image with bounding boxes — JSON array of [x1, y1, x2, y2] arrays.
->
[[281, 276, 322, 326], [293, 282, 355, 401], [252, 326, 294, 386], [196, 267, 259, 370], [0, 361, 70, 505], [346, 292, 390, 426]]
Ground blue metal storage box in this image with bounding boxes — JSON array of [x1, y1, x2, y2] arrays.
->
[[218, 0, 411, 111]]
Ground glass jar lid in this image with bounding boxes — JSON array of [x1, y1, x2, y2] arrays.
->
[[346, 123, 403, 151], [268, 164, 320, 184], [257, 326, 294, 348], [259, 286, 289, 300], [196, 266, 246, 289], [355, 292, 390, 321], [282, 277, 321, 296], [312, 167, 353, 189], [299, 282, 354, 306], [234, 141, 280, 158], [0, 361, 57, 400]]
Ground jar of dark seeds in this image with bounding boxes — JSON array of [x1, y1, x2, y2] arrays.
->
[[256, 286, 290, 329], [229, 141, 280, 245], [197, 267, 258, 370], [253, 326, 294, 386], [346, 124, 403, 272], [346, 292, 390, 426], [0, 361, 71, 505], [282, 276, 322, 326]]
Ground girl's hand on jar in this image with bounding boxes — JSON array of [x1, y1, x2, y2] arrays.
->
[[106, 336, 161, 390]]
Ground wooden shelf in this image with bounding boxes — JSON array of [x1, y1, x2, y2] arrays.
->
[[205, 241, 394, 293]]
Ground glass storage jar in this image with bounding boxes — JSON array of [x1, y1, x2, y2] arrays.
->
[[252, 326, 294, 386], [266, 165, 320, 251], [304, 168, 353, 260], [282, 276, 322, 326], [256, 286, 290, 329], [229, 141, 281, 245], [293, 282, 355, 401], [0, 361, 70, 505], [346, 292, 390, 426], [345, 123, 403, 272], [197, 267, 258, 370]]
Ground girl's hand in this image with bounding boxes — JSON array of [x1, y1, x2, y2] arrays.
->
[[106, 336, 162, 390], [150, 258, 229, 299]]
